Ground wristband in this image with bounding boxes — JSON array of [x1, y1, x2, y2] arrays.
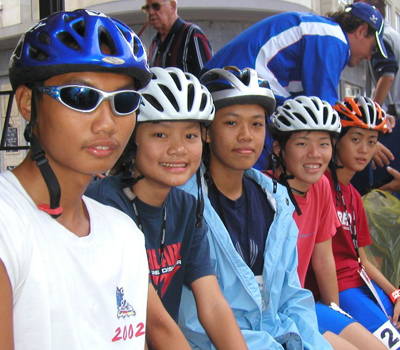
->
[[389, 289, 400, 304]]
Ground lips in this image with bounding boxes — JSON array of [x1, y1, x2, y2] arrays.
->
[[160, 162, 187, 168], [303, 164, 321, 169]]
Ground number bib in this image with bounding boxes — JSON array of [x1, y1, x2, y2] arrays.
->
[[373, 320, 400, 349]]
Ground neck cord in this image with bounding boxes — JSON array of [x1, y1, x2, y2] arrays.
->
[[290, 187, 308, 196], [123, 186, 167, 296], [336, 183, 362, 269], [205, 172, 253, 268]]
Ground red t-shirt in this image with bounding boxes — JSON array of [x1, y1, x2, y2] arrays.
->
[[294, 175, 339, 287], [325, 171, 372, 292]]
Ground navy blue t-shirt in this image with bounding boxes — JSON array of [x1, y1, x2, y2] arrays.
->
[[85, 174, 215, 322], [208, 176, 274, 275]]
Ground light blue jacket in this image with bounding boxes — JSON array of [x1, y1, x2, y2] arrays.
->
[[179, 168, 332, 350]]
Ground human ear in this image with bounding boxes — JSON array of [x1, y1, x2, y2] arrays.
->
[[272, 140, 281, 157], [14, 85, 32, 123], [202, 126, 211, 143]]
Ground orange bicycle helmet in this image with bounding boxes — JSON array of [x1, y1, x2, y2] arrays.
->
[[333, 96, 387, 133]]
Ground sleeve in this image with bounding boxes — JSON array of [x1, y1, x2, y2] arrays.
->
[[353, 190, 373, 248], [186, 24, 213, 78], [301, 34, 349, 105], [371, 38, 398, 78], [0, 207, 32, 293], [184, 224, 216, 287]]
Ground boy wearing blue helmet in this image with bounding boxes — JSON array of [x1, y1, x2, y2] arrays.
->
[[0, 9, 151, 349]]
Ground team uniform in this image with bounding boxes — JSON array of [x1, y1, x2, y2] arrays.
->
[[203, 12, 349, 107], [148, 17, 213, 78], [0, 171, 148, 350], [179, 167, 332, 350], [324, 171, 397, 333], [85, 174, 215, 322]]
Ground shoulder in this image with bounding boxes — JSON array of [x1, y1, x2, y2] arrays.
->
[[168, 187, 197, 211]]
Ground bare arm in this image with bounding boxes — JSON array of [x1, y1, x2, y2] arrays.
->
[[0, 259, 14, 350], [372, 142, 395, 169], [311, 239, 339, 305], [191, 275, 248, 350], [146, 283, 191, 350], [379, 166, 400, 192], [359, 247, 400, 329], [373, 75, 394, 106]]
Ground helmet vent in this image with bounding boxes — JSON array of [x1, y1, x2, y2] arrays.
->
[[294, 112, 307, 125], [187, 84, 195, 112], [170, 72, 182, 90], [99, 26, 117, 55], [28, 46, 49, 61], [72, 20, 85, 37], [38, 32, 51, 45], [278, 115, 291, 127], [56, 32, 81, 51], [160, 84, 179, 112], [199, 93, 207, 112], [142, 94, 164, 112]]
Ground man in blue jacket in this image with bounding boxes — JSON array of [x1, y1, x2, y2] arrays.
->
[[203, 3, 387, 169]]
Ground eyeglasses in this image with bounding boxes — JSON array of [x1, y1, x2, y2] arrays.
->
[[38, 85, 142, 116], [141, 1, 169, 13]]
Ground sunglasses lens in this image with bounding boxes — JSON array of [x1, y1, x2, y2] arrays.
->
[[152, 3, 161, 10], [114, 92, 141, 114], [60, 87, 100, 111]]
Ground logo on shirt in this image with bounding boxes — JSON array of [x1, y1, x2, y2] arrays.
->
[[116, 287, 136, 318], [147, 242, 182, 297]]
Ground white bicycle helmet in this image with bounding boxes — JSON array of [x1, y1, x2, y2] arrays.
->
[[333, 96, 387, 133], [200, 66, 276, 115], [138, 67, 215, 125], [270, 96, 342, 135]]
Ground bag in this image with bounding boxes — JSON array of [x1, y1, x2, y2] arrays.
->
[[362, 190, 400, 288]]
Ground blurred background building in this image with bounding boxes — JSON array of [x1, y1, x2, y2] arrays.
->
[[1, 0, 400, 170]]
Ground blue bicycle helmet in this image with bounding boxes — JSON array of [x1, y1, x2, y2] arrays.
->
[[9, 9, 151, 90]]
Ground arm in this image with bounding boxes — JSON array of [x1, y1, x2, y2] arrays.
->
[[373, 75, 394, 106], [191, 275, 248, 350], [0, 259, 14, 350], [359, 247, 400, 329], [146, 283, 191, 350], [187, 26, 213, 77], [372, 142, 394, 169], [311, 239, 339, 305], [379, 166, 400, 192]]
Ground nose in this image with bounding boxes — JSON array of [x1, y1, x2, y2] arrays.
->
[[358, 140, 368, 154], [167, 136, 188, 156], [307, 144, 321, 158], [91, 101, 117, 135], [238, 124, 252, 141]]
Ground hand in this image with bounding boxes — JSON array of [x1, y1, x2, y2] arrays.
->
[[389, 298, 400, 331], [379, 166, 400, 192], [386, 114, 396, 133], [372, 142, 394, 169]]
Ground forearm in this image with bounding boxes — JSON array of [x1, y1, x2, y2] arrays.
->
[[360, 248, 396, 295], [312, 240, 339, 305], [373, 75, 394, 106], [146, 284, 191, 350], [197, 298, 247, 350], [192, 276, 247, 350]]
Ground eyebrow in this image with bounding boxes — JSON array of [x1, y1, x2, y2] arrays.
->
[[61, 78, 135, 90]]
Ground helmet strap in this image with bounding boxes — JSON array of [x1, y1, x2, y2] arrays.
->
[[25, 89, 63, 218], [195, 169, 204, 228]]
